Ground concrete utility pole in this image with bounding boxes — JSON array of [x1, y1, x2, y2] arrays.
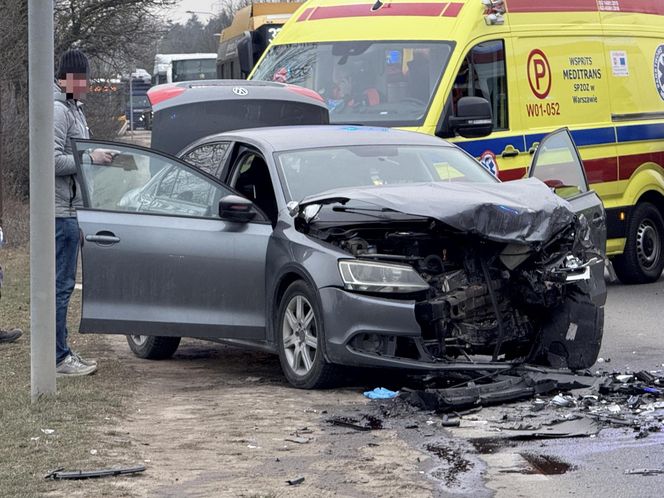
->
[[29, 0, 56, 400]]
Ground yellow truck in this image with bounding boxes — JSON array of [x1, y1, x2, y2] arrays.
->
[[217, 1, 303, 79], [250, 0, 664, 284]]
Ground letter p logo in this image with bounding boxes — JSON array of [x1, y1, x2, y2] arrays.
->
[[527, 49, 552, 100]]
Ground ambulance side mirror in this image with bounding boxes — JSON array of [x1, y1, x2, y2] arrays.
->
[[449, 96, 493, 139]]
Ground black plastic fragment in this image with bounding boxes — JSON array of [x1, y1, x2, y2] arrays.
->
[[287, 476, 305, 485], [45, 465, 146, 480]]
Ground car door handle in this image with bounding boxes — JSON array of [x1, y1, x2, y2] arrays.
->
[[85, 233, 120, 245], [501, 145, 519, 158]]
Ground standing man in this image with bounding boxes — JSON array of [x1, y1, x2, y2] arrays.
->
[[54, 49, 112, 376], [0, 224, 23, 344]]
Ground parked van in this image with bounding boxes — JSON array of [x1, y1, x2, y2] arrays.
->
[[152, 53, 217, 85], [250, 0, 664, 284]]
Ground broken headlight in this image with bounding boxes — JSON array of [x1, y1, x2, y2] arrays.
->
[[338, 260, 430, 293]]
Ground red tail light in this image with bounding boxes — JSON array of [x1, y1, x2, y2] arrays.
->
[[147, 85, 185, 106]]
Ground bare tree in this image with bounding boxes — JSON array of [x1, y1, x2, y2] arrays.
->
[[0, 0, 29, 208], [54, 0, 175, 73]]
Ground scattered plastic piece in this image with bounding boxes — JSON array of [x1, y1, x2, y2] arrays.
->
[[441, 415, 461, 427], [531, 399, 547, 412], [363, 387, 399, 399], [45, 465, 146, 480], [285, 437, 310, 444], [624, 468, 664, 476], [552, 394, 575, 407], [287, 476, 305, 485], [502, 418, 601, 439]]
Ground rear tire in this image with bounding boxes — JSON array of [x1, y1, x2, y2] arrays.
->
[[613, 202, 664, 284], [126, 335, 181, 360], [276, 281, 341, 389]]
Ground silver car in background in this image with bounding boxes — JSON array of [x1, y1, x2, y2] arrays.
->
[[72, 126, 606, 388]]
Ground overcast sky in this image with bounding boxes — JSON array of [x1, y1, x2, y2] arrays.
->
[[165, 0, 225, 24]]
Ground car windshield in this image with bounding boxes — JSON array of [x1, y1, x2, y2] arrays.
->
[[276, 144, 497, 201], [130, 95, 150, 108], [252, 41, 454, 127], [172, 59, 217, 82]]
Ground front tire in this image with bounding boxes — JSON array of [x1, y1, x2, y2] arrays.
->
[[276, 281, 340, 389], [613, 202, 664, 284], [126, 335, 181, 360]]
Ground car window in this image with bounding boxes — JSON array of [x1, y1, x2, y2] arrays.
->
[[180, 141, 230, 177], [74, 141, 233, 219], [276, 145, 497, 201], [230, 151, 279, 222], [530, 129, 588, 199], [438, 39, 508, 137]]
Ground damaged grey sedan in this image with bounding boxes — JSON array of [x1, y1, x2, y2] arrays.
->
[[72, 126, 606, 388]]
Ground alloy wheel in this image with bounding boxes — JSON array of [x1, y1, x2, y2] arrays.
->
[[282, 295, 318, 376], [130, 334, 148, 346]]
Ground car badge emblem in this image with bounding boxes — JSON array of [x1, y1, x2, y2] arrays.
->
[[232, 87, 249, 96]]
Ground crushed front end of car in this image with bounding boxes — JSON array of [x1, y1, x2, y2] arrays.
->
[[296, 178, 606, 372]]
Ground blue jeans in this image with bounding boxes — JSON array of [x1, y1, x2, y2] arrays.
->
[[56, 217, 80, 364]]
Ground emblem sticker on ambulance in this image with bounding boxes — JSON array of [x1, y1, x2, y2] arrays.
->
[[479, 150, 498, 177], [655, 45, 664, 101]]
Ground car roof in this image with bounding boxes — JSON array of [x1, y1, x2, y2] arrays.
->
[[195, 125, 453, 152]]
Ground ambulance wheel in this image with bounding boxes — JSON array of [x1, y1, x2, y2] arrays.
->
[[613, 202, 664, 284], [127, 335, 181, 359]]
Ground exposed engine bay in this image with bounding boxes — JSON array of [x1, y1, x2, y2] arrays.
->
[[299, 207, 605, 371]]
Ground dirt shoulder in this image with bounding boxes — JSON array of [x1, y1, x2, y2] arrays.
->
[[106, 336, 439, 497]]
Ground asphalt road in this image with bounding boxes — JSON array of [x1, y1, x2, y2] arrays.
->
[[469, 274, 664, 498]]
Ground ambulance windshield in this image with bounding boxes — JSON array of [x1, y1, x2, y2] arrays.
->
[[252, 41, 454, 127]]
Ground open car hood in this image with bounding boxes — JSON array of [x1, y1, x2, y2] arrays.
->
[[299, 178, 576, 245]]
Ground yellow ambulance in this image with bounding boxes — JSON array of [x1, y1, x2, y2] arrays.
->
[[250, 0, 664, 284]]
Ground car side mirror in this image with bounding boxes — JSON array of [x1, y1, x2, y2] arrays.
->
[[237, 33, 254, 76], [448, 96, 493, 139], [219, 195, 256, 223]]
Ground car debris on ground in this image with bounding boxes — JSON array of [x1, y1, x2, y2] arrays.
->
[[364, 387, 399, 399], [363, 366, 664, 440], [44, 465, 146, 480]]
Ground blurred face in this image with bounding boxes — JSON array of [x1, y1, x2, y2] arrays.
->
[[59, 72, 88, 100]]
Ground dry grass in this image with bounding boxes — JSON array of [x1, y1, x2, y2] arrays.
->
[[0, 200, 143, 496], [2, 194, 29, 247]]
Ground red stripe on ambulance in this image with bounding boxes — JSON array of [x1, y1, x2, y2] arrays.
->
[[506, 0, 599, 13], [442, 2, 464, 16], [301, 2, 457, 21], [584, 157, 619, 183], [297, 8, 314, 21], [611, 0, 664, 15], [619, 151, 664, 180]]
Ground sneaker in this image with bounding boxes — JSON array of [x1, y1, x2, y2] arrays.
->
[[56, 354, 97, 377], [71, 351, 98, 367], [0, 328, 22, 343]]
